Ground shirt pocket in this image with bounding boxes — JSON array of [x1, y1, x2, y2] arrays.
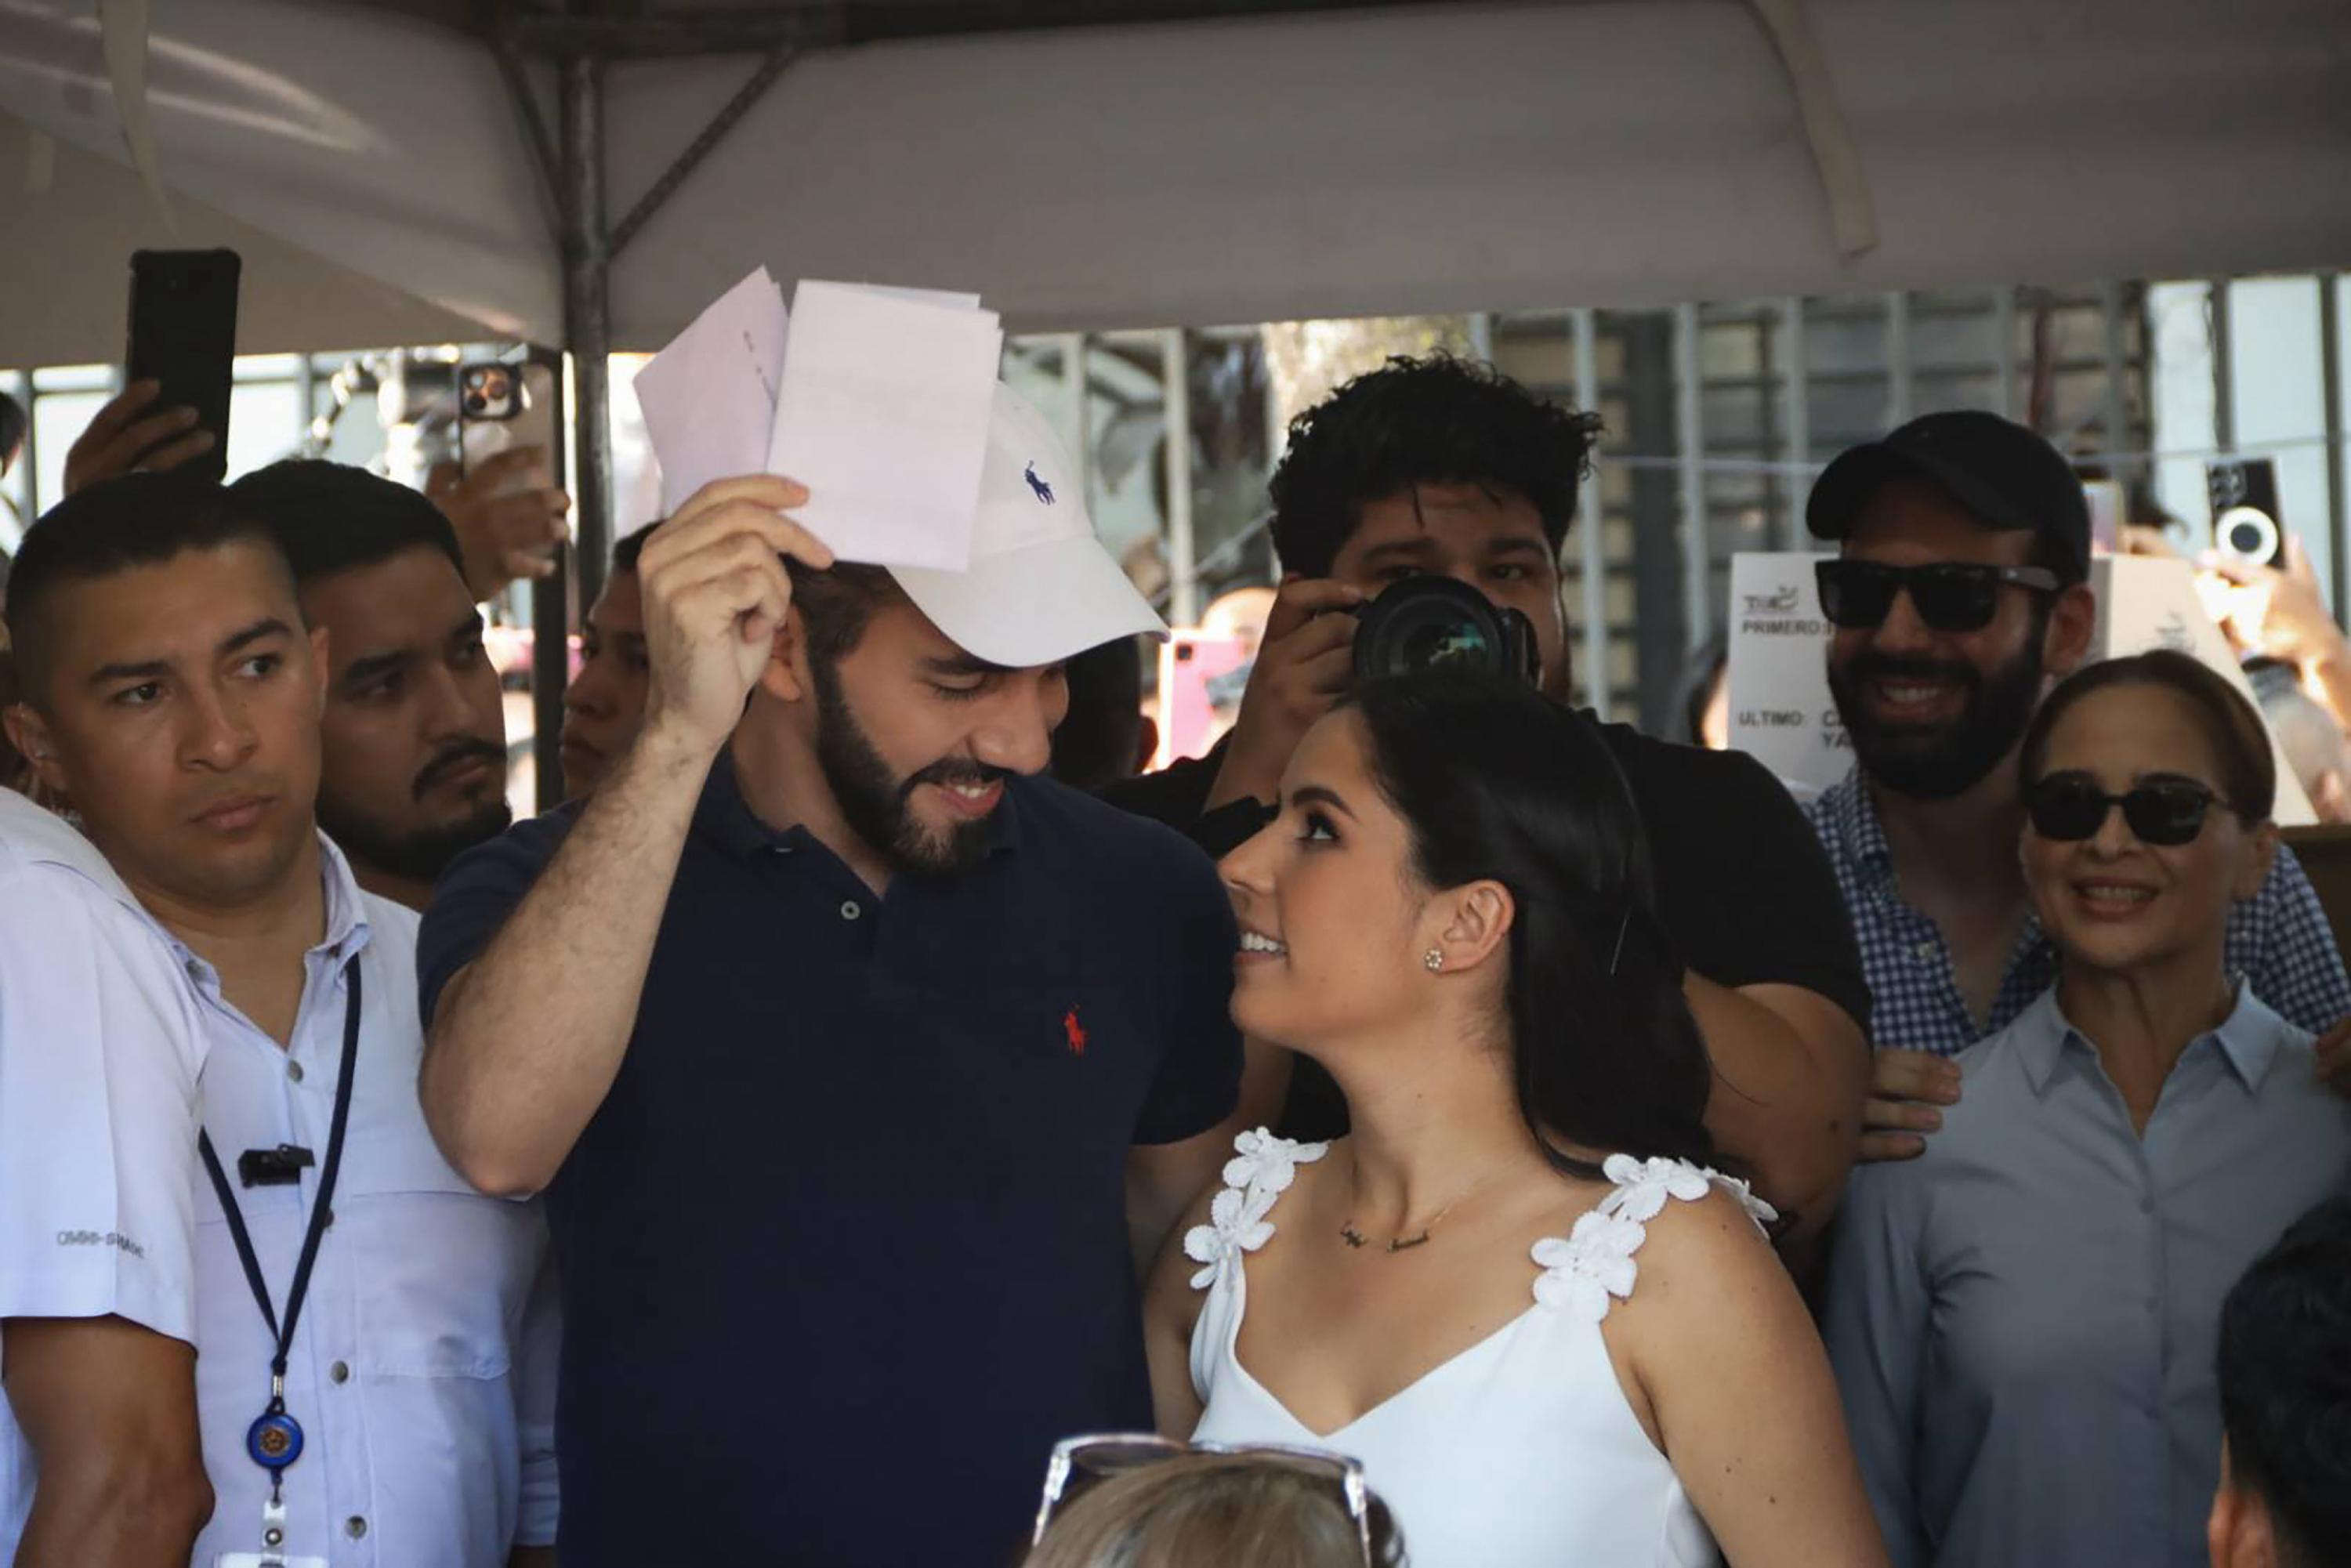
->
[[336, 1124, 537, 1381]]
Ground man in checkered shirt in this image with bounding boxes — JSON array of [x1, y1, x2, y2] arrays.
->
[[1799, 411, 2351, 1164]]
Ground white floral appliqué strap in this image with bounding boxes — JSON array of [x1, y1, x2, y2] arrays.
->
[[1529, 1153, 1777, 1324], [1182, 1128, 1331, 1290]]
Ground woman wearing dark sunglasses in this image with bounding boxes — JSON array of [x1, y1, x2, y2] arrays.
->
[[1826, 650, 2351, 1568]]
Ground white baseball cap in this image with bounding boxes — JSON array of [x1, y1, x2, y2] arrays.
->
[[887, 382, 1168, 668]]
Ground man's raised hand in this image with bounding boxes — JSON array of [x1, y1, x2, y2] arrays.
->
[[633, 477, 832, 762]]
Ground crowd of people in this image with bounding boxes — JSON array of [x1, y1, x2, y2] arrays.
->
[[0, 349, 2346, 1568]]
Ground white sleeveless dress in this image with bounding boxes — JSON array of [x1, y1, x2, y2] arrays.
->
[[1185, 1130, 1776, 1568]]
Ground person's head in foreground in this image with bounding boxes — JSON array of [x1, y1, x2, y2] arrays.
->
[[2210, 1196, 2351, 1568], [228, 458, 509, 905], [3, 473, 324, 914], [1025, 1441, 1404, 1568], [1811, 410, 2099, 802], [1219, 665, 1715, 1173], [741, 382, 1164, 882], [2017, 650, 2277, 990], [560, 519, 659, 798], [1269, 355, 1600, 702]]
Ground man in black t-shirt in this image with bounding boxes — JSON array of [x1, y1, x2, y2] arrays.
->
[[1104, 356, 1871, 1236]]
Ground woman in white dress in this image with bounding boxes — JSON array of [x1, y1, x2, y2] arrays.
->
[[1143, 669, 1886, 1568]]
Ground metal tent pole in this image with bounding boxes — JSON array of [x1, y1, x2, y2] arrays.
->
[[1780, 296, 1809, 549], [1572, 309, 1609, 719], [528, 345, 571, 810], [1674, 303, 1709, 649], [2211, 278, 2237, 454], [560, 55, 614, 615], [2321, 274, 2346, 626], [1162, 328, 1197, 625]]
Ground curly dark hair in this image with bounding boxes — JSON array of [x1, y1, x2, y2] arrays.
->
[[1267, 354, 1603, 579]]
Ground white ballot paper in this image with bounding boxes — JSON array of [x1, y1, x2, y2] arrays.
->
[[635, 267, 789, 517], [766, 280, 1003, 571]]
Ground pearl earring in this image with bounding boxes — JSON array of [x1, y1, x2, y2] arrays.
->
[[1423, 949, 1445, 973]]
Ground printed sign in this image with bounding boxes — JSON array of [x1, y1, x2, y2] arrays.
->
[[1726, 552, 1843, 791]]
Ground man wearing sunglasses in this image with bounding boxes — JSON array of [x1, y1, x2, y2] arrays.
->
[[1801, 411, 2351, 1163]]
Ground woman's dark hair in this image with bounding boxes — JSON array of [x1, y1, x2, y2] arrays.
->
[[1349, 668, 1715, 1179], [2019, 650, 2277, 822]]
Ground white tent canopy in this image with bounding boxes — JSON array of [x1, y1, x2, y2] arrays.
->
[[5, 0, 2349, 367]]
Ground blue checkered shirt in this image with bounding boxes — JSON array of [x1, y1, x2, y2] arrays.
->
[[1805, 770, 2351, 1054]]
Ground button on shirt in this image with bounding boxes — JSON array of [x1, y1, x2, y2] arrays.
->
[[418, 757, 1245, 1568], [0, 795, 208, 1556], [183, 838, 559, 1566], [1806, 770, 2351, 1051], [1824, 983, 2351, 1568]]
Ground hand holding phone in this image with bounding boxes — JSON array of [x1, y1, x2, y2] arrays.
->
[[62, 379, 217, 495]]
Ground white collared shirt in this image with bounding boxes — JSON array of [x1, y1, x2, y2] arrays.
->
[[0, 793, 210, 1556], [177, 838, 558, 1566]]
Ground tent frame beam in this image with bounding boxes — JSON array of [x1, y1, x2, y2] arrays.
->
[[495, 22, 812, 808], [610, 45, 801, 259]]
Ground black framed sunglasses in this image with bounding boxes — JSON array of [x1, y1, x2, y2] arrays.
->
[[1815, 559, 2063, 632], [2023, 773, 2233, 847], [1031, 1433, 1375, 1563]]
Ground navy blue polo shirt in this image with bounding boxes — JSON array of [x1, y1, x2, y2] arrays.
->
[[418, 755, 1242, 1566]]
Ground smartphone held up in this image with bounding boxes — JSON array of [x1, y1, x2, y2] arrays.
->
[[125, 248, 241, 485], [2208, 458, 2284, 570], [458, 360, 559, 495]]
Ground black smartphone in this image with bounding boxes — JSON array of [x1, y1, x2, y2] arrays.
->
[[126, 248, 241, 484], [2207, 457, 2283, 569]]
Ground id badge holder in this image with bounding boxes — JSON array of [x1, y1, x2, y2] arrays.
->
[[216, 1493, 328, 1568]]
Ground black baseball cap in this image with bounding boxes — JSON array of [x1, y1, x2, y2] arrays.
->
[[1806, 411, 2090, 585]]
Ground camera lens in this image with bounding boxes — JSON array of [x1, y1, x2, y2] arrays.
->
[[1390, 612, 1494, 672], [1351, 576, 1533, 685], [2216, 505, 2279, 565]]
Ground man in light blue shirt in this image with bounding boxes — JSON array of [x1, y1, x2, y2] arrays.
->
[[1826, 983, 2351, 1568], [5, 476, 556, 1566]]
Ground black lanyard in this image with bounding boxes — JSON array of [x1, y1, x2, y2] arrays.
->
[[196, 957, 362, 1493]]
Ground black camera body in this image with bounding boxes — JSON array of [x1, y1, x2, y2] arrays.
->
[[1349, 575, 1541, 686]]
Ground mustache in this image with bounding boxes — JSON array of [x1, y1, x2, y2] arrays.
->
[[413, 739, 506, 799], [900, 759, 1011, 799]]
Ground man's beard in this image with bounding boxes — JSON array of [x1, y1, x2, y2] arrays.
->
[[317, 791, 512, 888], [813, 656, 1003, 879], [1828, 628, 2047, 802]]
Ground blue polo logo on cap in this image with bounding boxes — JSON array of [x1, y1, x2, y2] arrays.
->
[[1024, 462, 1056, 505]]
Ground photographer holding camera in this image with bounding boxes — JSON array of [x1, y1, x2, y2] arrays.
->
[[1104, 357, 1871, 1237]]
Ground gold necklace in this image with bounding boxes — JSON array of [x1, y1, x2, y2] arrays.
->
[[1339, 1163, 1499, 1254]]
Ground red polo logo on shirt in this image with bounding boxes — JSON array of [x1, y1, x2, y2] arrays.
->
[[1063, 1007, 1088, 1056]]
